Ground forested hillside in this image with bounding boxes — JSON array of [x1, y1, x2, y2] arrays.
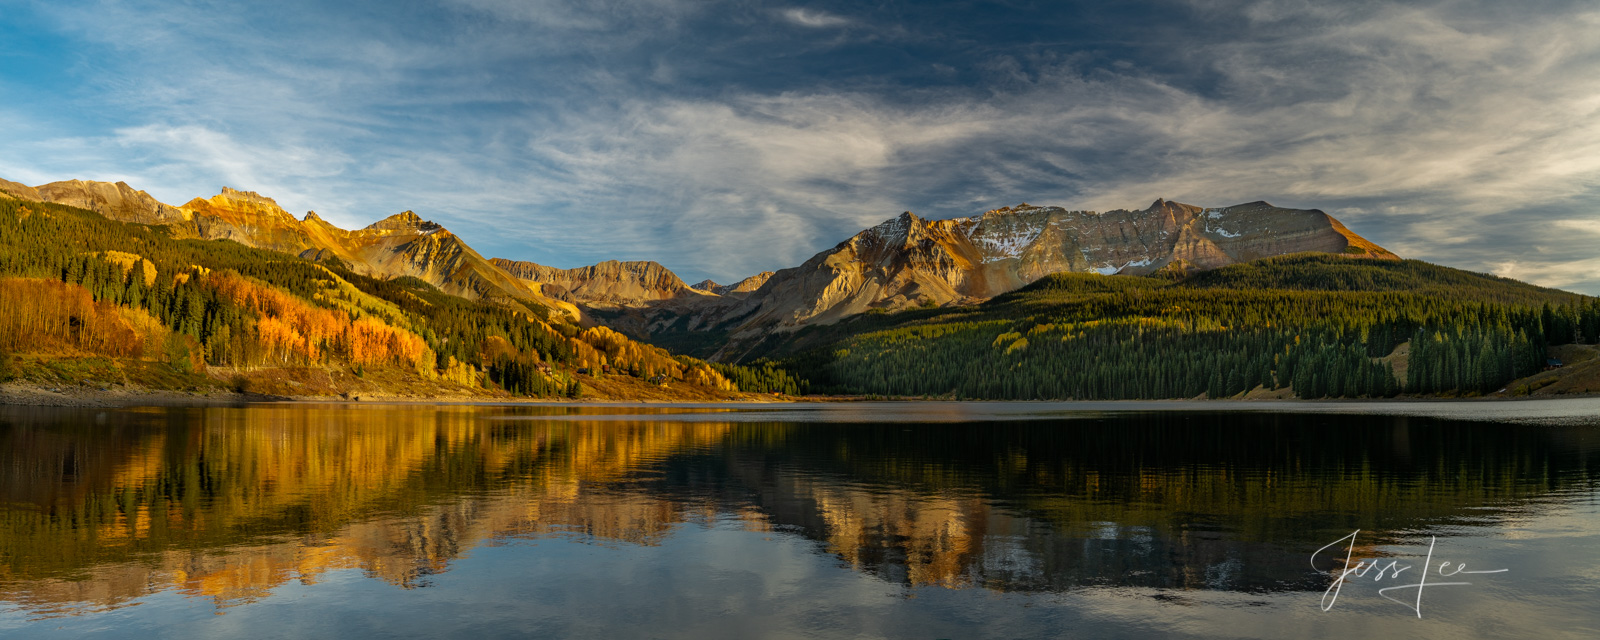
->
[[736, 255, 1599, 400], [0, 197, 785, 400]]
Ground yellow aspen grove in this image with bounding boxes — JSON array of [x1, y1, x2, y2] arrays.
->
[[0, 278, 144, 357], [205, 271, 431, 370]]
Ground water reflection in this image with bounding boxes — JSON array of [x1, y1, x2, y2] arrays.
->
[[0, 404, 1596, 620]]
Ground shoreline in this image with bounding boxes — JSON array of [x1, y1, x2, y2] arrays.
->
[[4, 380, 1594, 409]]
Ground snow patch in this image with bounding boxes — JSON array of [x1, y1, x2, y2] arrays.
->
[[968, 218, 1046, 261], [1201, 208, 1242, 238]]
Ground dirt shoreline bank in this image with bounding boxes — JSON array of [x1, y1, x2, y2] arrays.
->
[[0, 381, 815, 408], [4, 381, 1594, 409]]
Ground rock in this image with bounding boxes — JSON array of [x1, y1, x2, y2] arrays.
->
[[492, 258, 706, 307], [725, 199, 1396, 332]]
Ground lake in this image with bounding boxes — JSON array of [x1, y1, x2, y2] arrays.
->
[[1, 400, 1597, 638]]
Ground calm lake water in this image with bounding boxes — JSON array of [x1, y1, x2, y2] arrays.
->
[[1, 400, 1597, 638]]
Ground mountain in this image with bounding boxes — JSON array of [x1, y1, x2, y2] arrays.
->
[[0, 178, 574, 319], [2, 178, 1401, 354], [491, 258, 707, 307], [751, 254, 1597, 400], [686, 273, 776, 297], [4, 172, 1596, 402], [690, 279, 722, 293], [571, 199, 1396, 358], [0, 192, 776, 402], [718, 271, 775, 297], [728, 199, 1395, 330], [1, 177, 189, 224]]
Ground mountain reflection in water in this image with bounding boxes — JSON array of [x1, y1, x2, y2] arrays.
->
[[0, 402, 1596, 635]]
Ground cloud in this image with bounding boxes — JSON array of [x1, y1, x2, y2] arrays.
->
[[110, 124, 354, 215], [5, 0, 1600, 294], [1554, 220, 1600, 235], [478, 0, 1600, 284], [1491, 257, 1600, 291], [781, 8, 851, 29], [447, 0, 704, 32]]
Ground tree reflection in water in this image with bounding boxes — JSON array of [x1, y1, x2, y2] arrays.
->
[[0, 404, 1595, 618]]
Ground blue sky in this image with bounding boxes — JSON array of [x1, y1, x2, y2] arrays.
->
[[2, 0, 1599, 293]]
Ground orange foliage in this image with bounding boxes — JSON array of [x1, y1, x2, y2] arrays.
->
[[344, 317, 429, 367], [0, 278, 144, 357], [682, 363, 735, 391], [204, 271, 431, 370], [573, 326, 733, 389], [477, 335, 516, 364]]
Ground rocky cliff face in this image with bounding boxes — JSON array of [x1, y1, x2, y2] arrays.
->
[[492, 258, 708, 307], [688, 272, 774, 297], [572, 199, 1395, 360], [720, 271, 775, 297], [176, 190, 553, 310], [689, 279, 722, 294], [342, 212, 578, 315], [181, 187, 330, 255], [726, 199, 1394, 332], [2, 178, 191, 224]]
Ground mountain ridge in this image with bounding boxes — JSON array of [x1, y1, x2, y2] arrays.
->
[[1, 177, 578, 320], [537, 198, 1399, 359], [6, 173, 1598, 403], [1, 175, 1396, 357]]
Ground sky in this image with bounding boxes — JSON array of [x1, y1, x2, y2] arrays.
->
[[1, 0, 1598, 293]]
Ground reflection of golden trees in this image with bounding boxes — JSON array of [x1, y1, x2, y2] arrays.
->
[[0, 408, 1591, 616], [0, 408, 741, 615], [811, 485, 988, 588]]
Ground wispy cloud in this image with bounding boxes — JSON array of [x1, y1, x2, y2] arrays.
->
[[1554, 220, 1600, 235], [111, 124, 354, 215], [1491, 257, 1600, 292], [781, 8, 851, 29], [3, 0, 1599, 293]]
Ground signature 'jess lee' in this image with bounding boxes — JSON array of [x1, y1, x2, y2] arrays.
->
[[1312, 530, 1509, 618]]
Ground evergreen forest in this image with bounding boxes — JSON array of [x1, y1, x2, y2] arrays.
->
[[738, 256, 1599, 399]]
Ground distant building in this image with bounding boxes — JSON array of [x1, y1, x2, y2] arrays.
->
[[1545, 358, 1564, 370]]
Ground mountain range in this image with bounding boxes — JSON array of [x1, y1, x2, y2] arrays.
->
[[0, 177, 579, 320], [0, 175, 1397, 357], [3, 173, 1596, 402]]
